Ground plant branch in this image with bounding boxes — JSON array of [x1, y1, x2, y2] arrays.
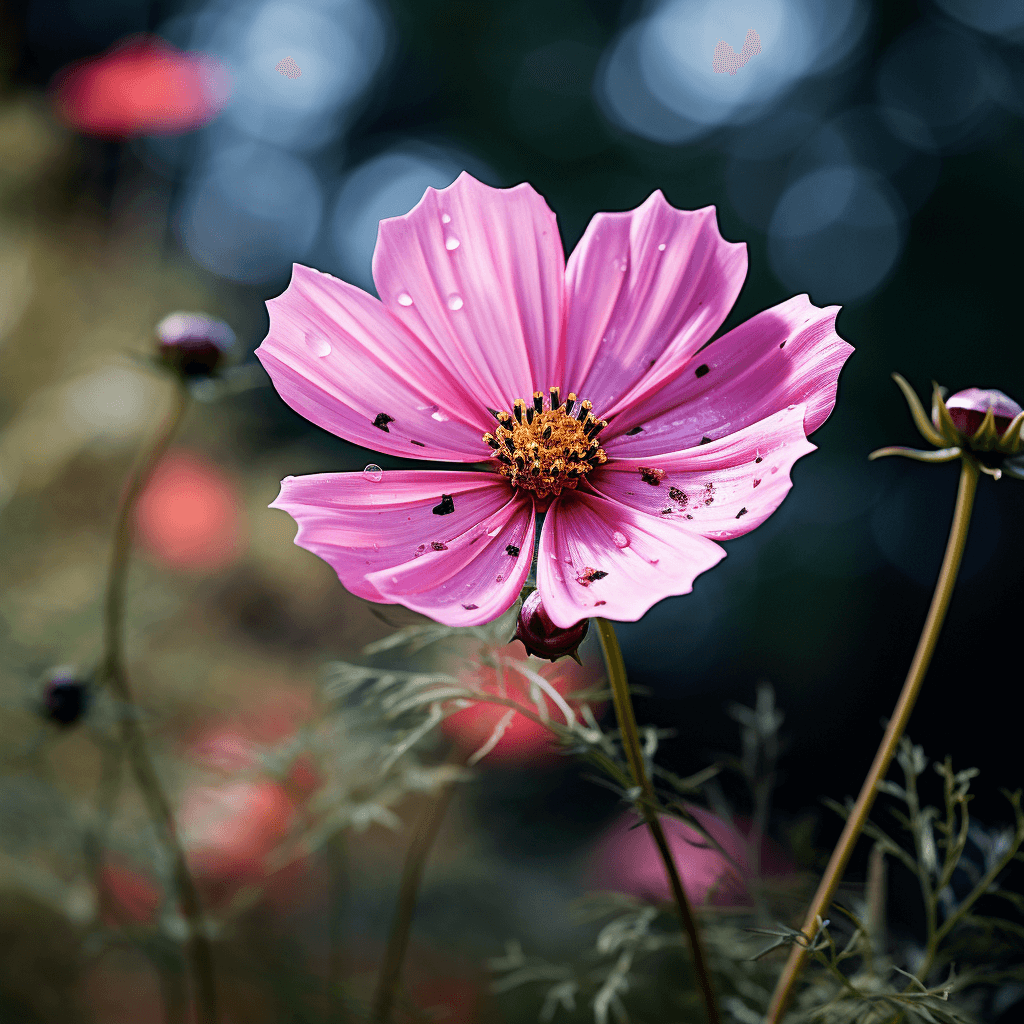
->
[[594, 617, 721, 1024], [765, 458, 979, 1023]]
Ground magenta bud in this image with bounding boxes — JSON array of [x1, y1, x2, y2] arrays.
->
[[156, 311, 236, 377], [513, 590, 589, 663], [943, 388, 1022, 439], [42, 665, 90, 727]]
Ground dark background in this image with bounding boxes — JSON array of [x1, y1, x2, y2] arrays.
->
[[2, 0, 1022, 929]]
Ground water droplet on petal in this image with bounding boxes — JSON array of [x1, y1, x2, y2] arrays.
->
[[487, 526, 502, 537], [372, 542, 379, 552], [363, 464, 383, 482], [612, 531, 629, 548], [397, 293, 414, 307], [657, 243, 666, 251], [441, 213, 451, 224], [445, 237, 460, 251], [447, 294, 464, 310], [304, 334, 331, 357], [431, 409, 449, 422]]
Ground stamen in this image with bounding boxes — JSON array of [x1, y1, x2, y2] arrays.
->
[[564, 393, 576, 417], [531, 460, 542, 476], [533, 392, 544, 414], [542, 425, 553, 440], [484, 433, 500, 449], [513, 400, 525, 424], [577, 399, 593, 422], [549, 386, 560, 410], [526, 405, 535, 425]]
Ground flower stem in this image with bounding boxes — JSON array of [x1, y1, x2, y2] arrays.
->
[[99, 381, 218, 1024], [765, 458, 979, 1024], [370, 779, 458, 1024], [594, 618, 721, 1024]]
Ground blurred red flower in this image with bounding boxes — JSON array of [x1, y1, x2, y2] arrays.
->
[[590, 804, 794, 908], [51, 34, 230, 138], [440, 654, 603, 764], [135, 448, 245, 572]]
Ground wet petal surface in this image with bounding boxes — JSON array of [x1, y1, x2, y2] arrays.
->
[[270, 470, 518, 605], [564, 195, 746, 416], [604, 295, 851, 455], [373, 172, 565, 411], [258, 265, 493, 461], [537, 488, 726, 628]]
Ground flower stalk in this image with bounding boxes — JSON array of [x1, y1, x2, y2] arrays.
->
[[98, 379, 218, 1024], [765, 457, 979, 1023], [370, 778, 458, 1024], [594, 618, 721, 1024]]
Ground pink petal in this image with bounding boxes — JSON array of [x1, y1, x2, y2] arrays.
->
[[536, 489, 726, 628], [257, 264, 493, 462], [590, 406, 815, 542], [367, 493, 534, 627], [372, 172, 565, 411], [563, 195, 747, 416], [604, 294, 852, 456], [270, 470, 518, 604]]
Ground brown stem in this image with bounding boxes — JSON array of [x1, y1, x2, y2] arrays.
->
[[595, 618, 721, 1024], [765, 459, 979, 1023], [100, 381, 218, 1024], [370, 782, 457, 1023]]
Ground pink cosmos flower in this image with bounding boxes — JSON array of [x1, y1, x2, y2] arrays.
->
[[590, 806, 794, 908], [258, 173, 852, 628]]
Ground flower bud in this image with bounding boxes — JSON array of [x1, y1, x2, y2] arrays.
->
[[513, 590, 589, 663], [941, 388, 1022, 445], [156, 311, 236, 377], [42, 666, 90, 727]]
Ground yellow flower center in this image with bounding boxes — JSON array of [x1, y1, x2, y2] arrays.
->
[[483, 387, 609, 498]]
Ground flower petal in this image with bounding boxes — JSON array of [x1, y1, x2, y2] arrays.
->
[[563, 195, 747, 415], [270, 470, 517, 604], [590, 406, 815, 542], [257, 264, 493, 462], [372, 172, 566, 410], [537, 489, 726, 628], [603, 295, 852, 456], [367, 493, 535, 627]]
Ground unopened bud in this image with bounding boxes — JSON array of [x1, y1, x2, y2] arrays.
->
[[42, 666, 90, 727], [513, 590, 589, 663], [941, 388, 1022, 445], [156, 311, 236, 377]]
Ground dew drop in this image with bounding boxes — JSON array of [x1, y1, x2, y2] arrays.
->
[[304, 334, 331, 357], [362, 464, 383, 483], [372, 542, 379, 552], [431, 409, 449, 422], [397, 292, 414, 307], [447, 294, 464, 310], [612, 531, 629, 548], [441, 213, 451, 224], [445, 237, 460, 251], [657, 243, 666, 251]]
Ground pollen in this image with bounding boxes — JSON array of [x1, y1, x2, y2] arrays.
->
[[483, 389, 609, 498]]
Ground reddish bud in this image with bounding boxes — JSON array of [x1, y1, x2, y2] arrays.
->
[[156, 311, 236, 377], [943, 387, 1022, 439], [513, 590, 588, 663]]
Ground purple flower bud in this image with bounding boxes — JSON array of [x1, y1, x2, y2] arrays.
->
[[42, 666, 90, 727], [943, 388, 1022, 439], [156, 311, 236, 377], [513, 590, 589, 663]]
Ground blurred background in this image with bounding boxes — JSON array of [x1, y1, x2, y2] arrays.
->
[[0, 0, 1022, 1020]]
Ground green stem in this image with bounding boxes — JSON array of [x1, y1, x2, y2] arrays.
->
[[370, 780, 458, 1024], [594, 618, 721, 1024], [99, 381, 218, 1024], [765, 458, 979, 1024]]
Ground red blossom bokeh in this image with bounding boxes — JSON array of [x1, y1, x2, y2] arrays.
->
[[135, 448, 245, 572], [50, 34, 231, 138]]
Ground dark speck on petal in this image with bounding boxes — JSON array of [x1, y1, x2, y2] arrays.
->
[[735, 507, 748, 519], [505, 544, 520, 556], [695, 364, 710, 378], [432, 494, 455, 515], [373, 413, 394, 431], [462, 603, 478, 610], [626, 426, 643, 435]]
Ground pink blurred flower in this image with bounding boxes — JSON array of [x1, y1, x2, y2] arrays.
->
[[135, 448, 245, 571], [590, 805, 793, 908], [258, 173, 852, 628], [441, 653, 602, 764], [51, 35, 230, 138]]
